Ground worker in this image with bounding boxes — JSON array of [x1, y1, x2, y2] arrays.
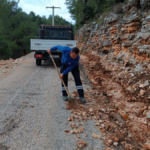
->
[[47, 46, 86, 103]]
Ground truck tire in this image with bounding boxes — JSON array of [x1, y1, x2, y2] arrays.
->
[[36, 59, 41, 66]]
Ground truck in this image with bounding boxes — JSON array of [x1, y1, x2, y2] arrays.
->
[[30, 24, 76, 66]]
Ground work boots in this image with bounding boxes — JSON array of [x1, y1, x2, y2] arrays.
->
[[63, 96, 68, 101], [79, 97, 86, 103], [63, 96, 86, 103]]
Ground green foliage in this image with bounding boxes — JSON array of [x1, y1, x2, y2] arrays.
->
[[0, 0, 73, 60], [65, 0, 116, 29]]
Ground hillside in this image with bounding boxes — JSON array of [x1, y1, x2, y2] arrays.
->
[[75, 0, 150, 149]]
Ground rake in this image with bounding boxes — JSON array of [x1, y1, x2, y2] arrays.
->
[[49, 53, 75, 101]]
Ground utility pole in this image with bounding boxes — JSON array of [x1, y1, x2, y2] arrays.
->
[[46, 6, 61, 26]]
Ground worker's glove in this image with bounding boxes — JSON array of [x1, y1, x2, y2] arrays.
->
[[47, 49, 52, 54], [59, 74, 64, 79]]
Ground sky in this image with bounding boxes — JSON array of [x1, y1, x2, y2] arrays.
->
[[18, 0, 75, 24]]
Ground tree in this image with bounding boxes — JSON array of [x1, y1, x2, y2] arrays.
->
[[0, 0, 74, 59], [65, 0, 116, 29]]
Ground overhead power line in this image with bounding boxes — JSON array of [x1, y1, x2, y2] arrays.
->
[[39, 0, 45, 7], [57, 0, 60, 7], [39, 0, 51, 13], [48, 0, 52, 6]]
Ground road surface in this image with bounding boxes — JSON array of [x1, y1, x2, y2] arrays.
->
[[0, 53, 105, 150]]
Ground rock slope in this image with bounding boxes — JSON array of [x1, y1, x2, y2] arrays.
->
[[75, 0, 150, 149]]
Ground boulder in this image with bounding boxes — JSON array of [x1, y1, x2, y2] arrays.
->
[[137, 45, 150, 49], [145, 15, 150, 22], [104, 13, 120, 24], [102, 40, 112, 47], [122, 41, 133, 47], [129, 58, 137, 65], [138, 49, 147, 54], [121, 34, 134, 40], [134, 64, 143, 72], [118, 71, 128, 79], [123, 13, 142, 22], [136, 32, 150, 40]]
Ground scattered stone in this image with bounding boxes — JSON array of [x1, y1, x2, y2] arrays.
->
[[118, 110, 128, 121], [105, 124, 110, 130], [92, 133, 102, 139], [135, 64, 143, 72], [70, 128, 84, 134], [118, 71, 128, 79], [142, 142, 150, 149], [113, 142, 118, 146], [139, 84, 145, 88], [114, 137, 119, 143], [95, 121, 100, 126], [106, 139, 113, 146], [76, 134, 80, 138], [140, 106, 148, 114], [140, 89, 146, 96], [146, 115, 150, 121], [65, 130, 70, 133], [89, 108, 94, 115], [77, 140, 87, 149], [68, 116, 75, 121], [82, 112, 87, 117]]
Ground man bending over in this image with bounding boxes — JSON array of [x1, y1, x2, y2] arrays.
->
[[47, 46, 86, 103]]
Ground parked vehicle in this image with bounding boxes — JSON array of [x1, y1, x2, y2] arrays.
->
[[30, 24, 76, 66]]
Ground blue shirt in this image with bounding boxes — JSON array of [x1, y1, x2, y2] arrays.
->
[[51, 45, 80, 75]]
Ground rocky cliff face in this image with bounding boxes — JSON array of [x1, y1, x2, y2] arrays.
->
[[76, 0, 150, 149]]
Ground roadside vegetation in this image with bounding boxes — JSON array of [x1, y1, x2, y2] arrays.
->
[[0, 0, 73, 60], [65, 0, 126, 29]]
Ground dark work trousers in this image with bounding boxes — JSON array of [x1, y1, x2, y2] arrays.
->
[[60, 64, 84, 97]]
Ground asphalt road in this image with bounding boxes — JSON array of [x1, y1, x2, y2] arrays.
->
[[0, 53, 105, 150]]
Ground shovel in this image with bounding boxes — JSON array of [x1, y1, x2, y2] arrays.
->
[[49, 53, 75, 101]]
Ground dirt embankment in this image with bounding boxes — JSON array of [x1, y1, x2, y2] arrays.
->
[[74, 1, 150, 149]]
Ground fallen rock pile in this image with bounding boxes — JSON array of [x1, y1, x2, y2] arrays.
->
[[0, 54, 31, 75], [76, 2, 150, 105], [79, 53, 149, 149], [73, 1, 150, 149], [66, 90, 138, 149]]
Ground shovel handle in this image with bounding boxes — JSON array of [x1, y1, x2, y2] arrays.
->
[[49, 53, 71, 97]]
